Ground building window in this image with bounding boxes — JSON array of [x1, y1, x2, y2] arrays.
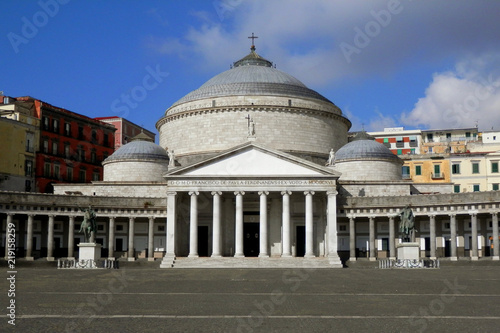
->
[[25, 180, 32, 192], [402, 166, 410, 179], [54, 164, 60, 179], [492, 183, 499, 191], [65, 122, 71, 136], [64, 143, 70, 158], [79, 169, 86, 182], [52, 141, 58, 156], [427, 133, 433, 142], [454, 185, 460, 193], [433, 164, 441, 178], [465, 132, 471, 138], [67, 167, 73, 182], [26, 132, 34, 152], [91, 130, 97, 143], [43, 139, 49, 153], [25, 160, 33, 177], [78, 126, 84, 140], [428, 147, 433, 153], [473, 184, 480, 192], [397, 149, 402, 155], [44, 163, 51, 177], [92, 171, 100, 181], [43, 116, 50, 130], [103, 151, 109, 160], [415, 165, 422, 176], [91, 150, 97, 163], [472, 162, 480, 174], [452, 164, 460, 174], [492, 162, 499, 173], [53, 119, 59, 133], [103, 133, 109, 147], [78, 147, 85, 162], [396, 137, 404, 148]]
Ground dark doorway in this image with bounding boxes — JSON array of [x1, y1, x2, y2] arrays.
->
[[296, 226, 305, 257], [198, 226, 209, 257], [444, 239, 451, 257], [244, 223, 259, 257], [116, 238, 123, 252], [425, 237, 430, 257]]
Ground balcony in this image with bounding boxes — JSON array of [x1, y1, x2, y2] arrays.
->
[[402, 174, 412, 180], [431, 173, 444, 179]]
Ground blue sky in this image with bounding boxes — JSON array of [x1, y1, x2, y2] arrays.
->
[[2, 0, 500, 140]]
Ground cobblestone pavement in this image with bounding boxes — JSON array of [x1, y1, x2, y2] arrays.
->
[[1, 260, 500, 333]]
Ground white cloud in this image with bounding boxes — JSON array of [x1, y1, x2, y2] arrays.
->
[[401, 56, 500, 130]]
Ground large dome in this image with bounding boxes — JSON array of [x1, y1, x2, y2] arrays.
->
[[157, 47, 351, 166], [172, 58, 332, 107]]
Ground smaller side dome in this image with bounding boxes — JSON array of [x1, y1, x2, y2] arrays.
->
[[333, 132, 403, 181], [334, 132, 401, 164], [102, 133, 168, 182]]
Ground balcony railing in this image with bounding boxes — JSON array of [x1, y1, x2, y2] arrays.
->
[[431, 173, 444, 179]]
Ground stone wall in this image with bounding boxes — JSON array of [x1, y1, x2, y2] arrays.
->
[[334, 160, 402, 181], [339, 182, 411, 197], [157, 95, 350, 165], [0, 190, 167, 208], [53, 183, 167, 198], [104, 160, 168, 182]]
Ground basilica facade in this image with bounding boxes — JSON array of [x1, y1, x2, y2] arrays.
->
[[1, 47, 499, 267]]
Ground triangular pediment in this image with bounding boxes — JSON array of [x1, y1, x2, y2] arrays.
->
[[166, 143, 340, 178]]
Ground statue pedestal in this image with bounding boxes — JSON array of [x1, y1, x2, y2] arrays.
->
[[396, 242, 420, 260], [78, 243, 102, 261]]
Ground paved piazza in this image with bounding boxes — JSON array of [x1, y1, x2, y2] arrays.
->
[[1, 260, 500, 333]]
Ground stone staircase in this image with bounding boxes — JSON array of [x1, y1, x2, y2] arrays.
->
[[160, 256, 342, 268]]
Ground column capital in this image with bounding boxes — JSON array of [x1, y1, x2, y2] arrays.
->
[[109, 216, 116, 221], [258, 191, 269, 196], [304, 191, 315, 196], [129, 216, 135, 222], [281, 190, 292, 196], [211, 191, 222, 196], [167, 191, 177, 196], [188, 191, 199, 196], [348, 215, 355, 221], [27, 213, 36, 217], [469, 211, 478, 217], [149, 216, 155, 221], [387, 215, 396, 220], [448, 213, 457, 218], [326, 190, 338, 196], [234, 191, 245, 196]]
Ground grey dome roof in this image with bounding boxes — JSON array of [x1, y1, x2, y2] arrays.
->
[[103, 140, 168, 164], [334, 132, 402, 164], [171, 50, 333, 107]]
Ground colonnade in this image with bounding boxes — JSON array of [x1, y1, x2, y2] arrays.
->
[[165, 190, 339, 259], [347, 212, 500, 261]]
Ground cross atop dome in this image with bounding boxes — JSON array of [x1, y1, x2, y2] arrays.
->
[[248, 32, 258, 51]]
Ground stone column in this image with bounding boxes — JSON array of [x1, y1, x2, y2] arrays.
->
[[5, 213, 14, 260], [211, 192, 222, 257], [47, 214, 55, 261], [68, 216, 75, 259], [188, 191, 199, 258], [165, 192, 177, 258], [258, 191, 269, 257], [326, 191, 341, 266], [471, 212, 478, 260], [349, 216, 356, 261], [234, 191, 245, 257], [304, 191, 315, 258], [281, 191, 292, 257], [148, 216, 155, 261], [369, 216, 376, 261], [449, 214, 458, 261], [127, 216, 135, 261], [389, 215, 396, 260], [26, 214, 34, 260], [430, 215, 436, 260], [108, 217, 115, 260], [492, 212, 499, 260]]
